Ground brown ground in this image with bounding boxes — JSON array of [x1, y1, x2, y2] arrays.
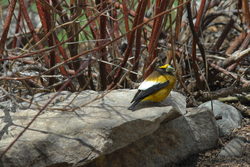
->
[[172, 117, 250, 167]]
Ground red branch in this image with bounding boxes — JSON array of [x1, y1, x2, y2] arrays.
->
[[19, 0, 50, 67], [0, 0, 17, 56], [99, 0, 108, 90]]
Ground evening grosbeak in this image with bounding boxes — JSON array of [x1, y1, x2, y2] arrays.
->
[[128, 64, 177, 110]]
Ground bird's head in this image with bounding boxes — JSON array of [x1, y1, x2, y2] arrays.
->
[[156, 64, 174, 74]]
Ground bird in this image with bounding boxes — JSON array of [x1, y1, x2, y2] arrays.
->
[[128, 64, 177, 110]]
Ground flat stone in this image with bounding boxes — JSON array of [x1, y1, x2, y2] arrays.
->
[[0, 90, 186, 167], [85, 107, 219, 167]]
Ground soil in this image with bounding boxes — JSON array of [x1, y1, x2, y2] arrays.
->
[[172, 117, 250, 167]]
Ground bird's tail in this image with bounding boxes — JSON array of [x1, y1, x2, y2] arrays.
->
[[128, 100, 141, 110]]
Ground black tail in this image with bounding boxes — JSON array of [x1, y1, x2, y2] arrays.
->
[[128, 100, 141, 110]]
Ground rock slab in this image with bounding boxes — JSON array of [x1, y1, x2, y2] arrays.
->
[[0, 90, 186, 167], [85, 107, 219, 167]]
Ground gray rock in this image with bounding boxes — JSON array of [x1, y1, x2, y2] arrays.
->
[[217, 136, 247, 159], [199, 100, 243, 137], [0, 90, 186, 167], [85, 107, 219, 167]]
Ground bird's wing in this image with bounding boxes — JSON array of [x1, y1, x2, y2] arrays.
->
[[131, 71, 159, 103], [132, 80, 170, 103], [138, 71, 160, 90], [138, 80, 158, 90]]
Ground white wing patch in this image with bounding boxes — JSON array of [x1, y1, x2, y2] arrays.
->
[[138, 81, 159, 90]]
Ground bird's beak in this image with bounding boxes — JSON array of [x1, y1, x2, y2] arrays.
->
[[166, 65, 174, 72]]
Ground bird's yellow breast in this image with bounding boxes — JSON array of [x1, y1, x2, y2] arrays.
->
[[141, 71, 177, 102]]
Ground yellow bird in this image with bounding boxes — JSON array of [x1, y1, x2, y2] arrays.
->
[[128, 64, 177, 110]]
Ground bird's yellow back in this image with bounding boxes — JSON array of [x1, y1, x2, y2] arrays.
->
[[142, 71, 176, 102]]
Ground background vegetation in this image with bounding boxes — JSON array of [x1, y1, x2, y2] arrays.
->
[[1, 0, 250, 158]]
